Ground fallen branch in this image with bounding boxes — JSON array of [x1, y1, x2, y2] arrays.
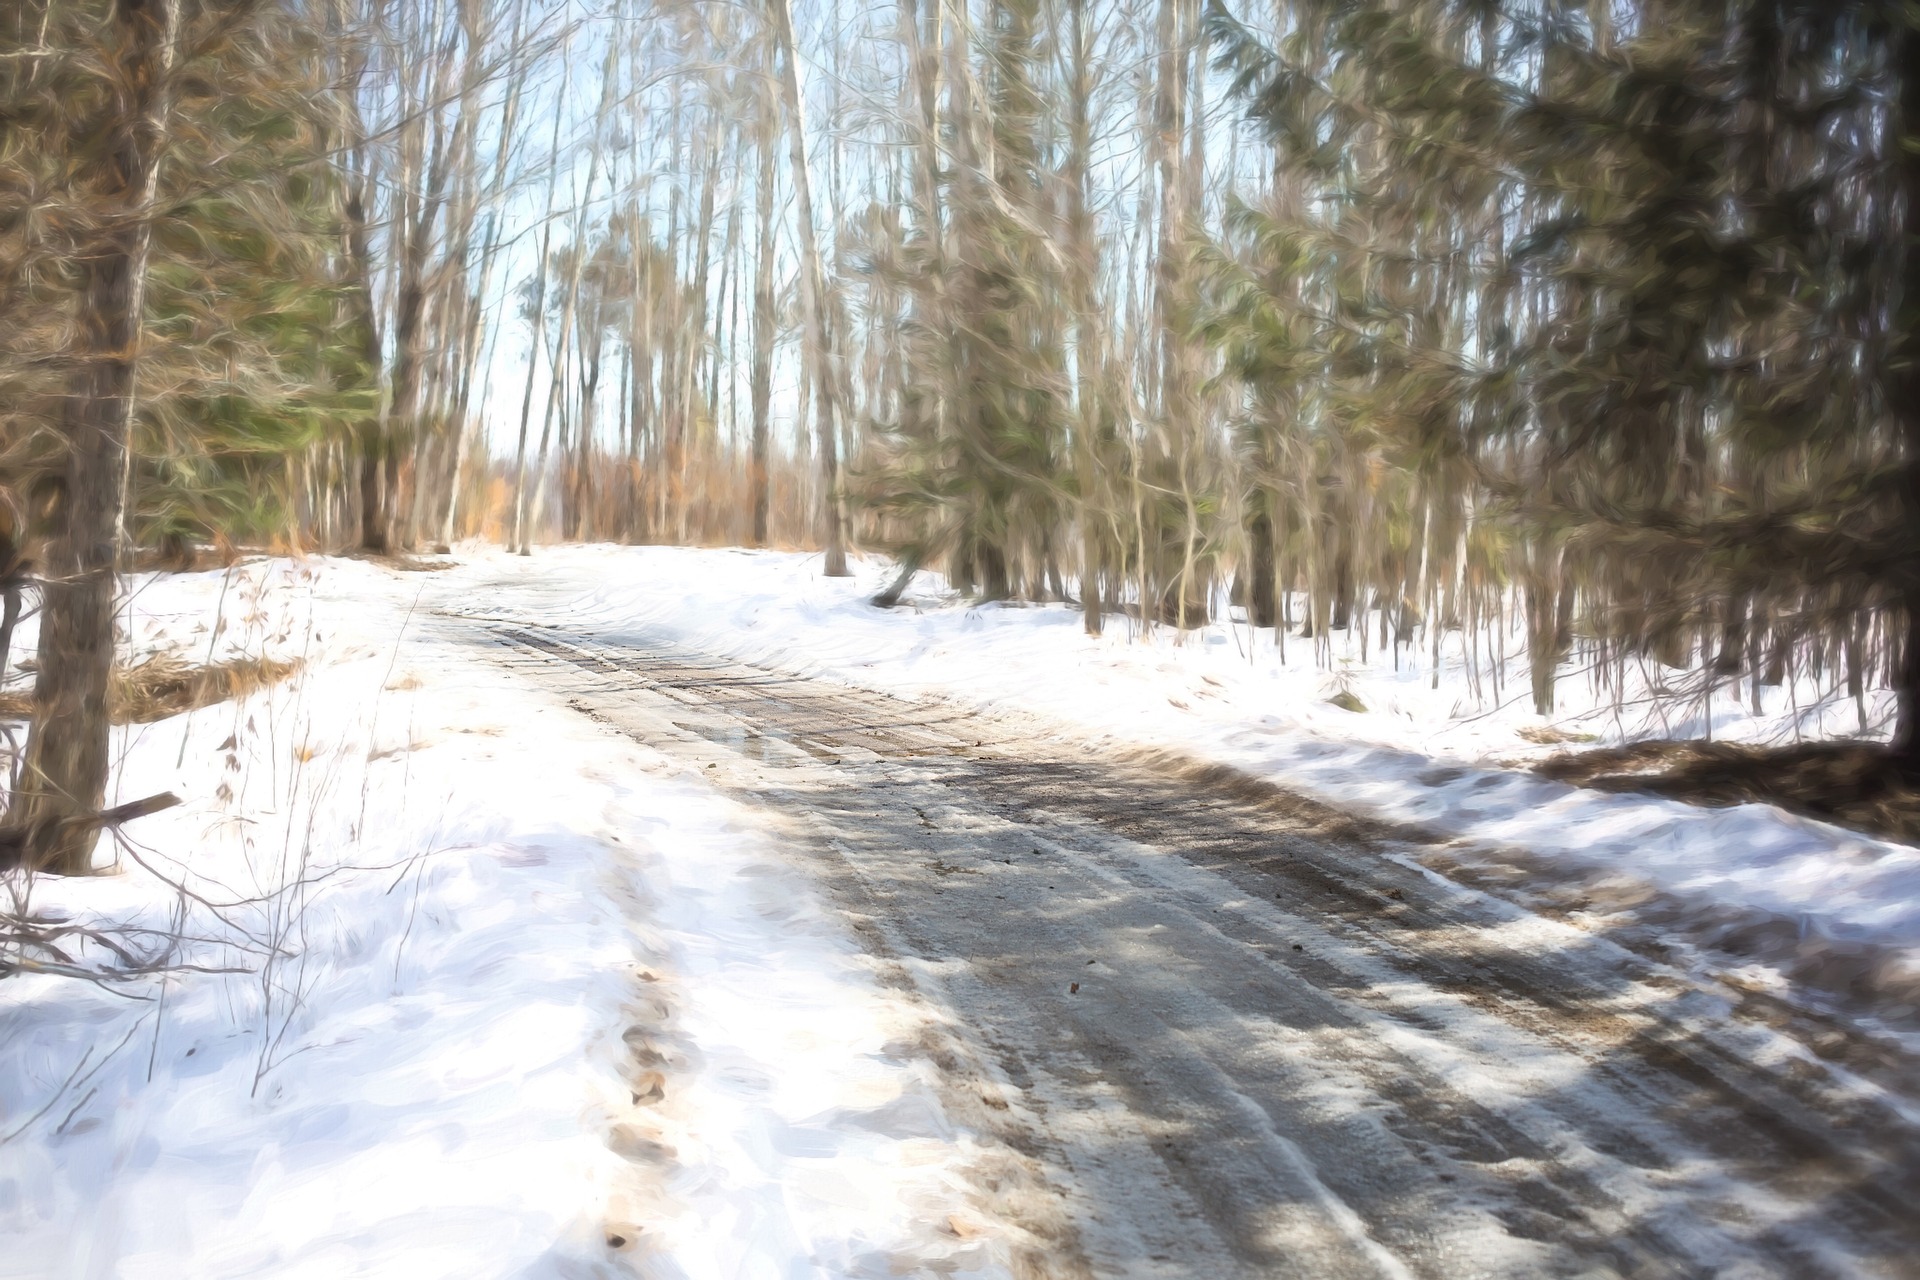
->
[[0, 792, 181, 872]]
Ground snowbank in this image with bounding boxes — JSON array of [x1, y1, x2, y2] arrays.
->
[[0, 558, 1011, 1279]]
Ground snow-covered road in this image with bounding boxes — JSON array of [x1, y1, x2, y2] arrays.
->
[[464, 610, 1919, 1278], [7, 546, 1918, 1278]]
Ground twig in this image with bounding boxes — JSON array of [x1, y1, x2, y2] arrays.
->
[[0, 1016, 145, 1145], [177, 562, 238, 768]]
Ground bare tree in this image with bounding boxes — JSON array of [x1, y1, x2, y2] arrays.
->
[[767, 0, 849, 576], [749, 49, 779, 547]]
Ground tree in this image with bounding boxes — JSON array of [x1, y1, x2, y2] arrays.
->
[[1204, 0, 1911, 724], [1891, 11, 1920, 771], [749, 42, 779, 547], [767, 0, 850, 576], [13, 0, 177, 873]]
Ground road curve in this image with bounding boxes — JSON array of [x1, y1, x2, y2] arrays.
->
[[454, 612, 1919, 1280]]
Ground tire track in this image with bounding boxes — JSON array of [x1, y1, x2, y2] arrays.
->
[[469, 619, 1920, 1280]]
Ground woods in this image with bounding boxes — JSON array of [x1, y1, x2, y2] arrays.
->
[[7, 0, 1920, 869]]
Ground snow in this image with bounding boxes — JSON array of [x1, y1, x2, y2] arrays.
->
[[445, 544, 1920, 1017], [5, 539, 1916, 1279], [597, 762, 1008, 1279], [0, 558, 1014, 1279]]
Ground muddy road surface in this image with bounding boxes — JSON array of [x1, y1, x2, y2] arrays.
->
[[452, 613, 1918, 1280]]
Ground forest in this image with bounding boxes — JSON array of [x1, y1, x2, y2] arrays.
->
[[5, 0, 1920, 871], [10, 4, 1920, 1271]]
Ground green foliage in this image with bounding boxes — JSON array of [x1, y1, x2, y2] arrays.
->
[[856, 0, 1069, 600], [0, 0, 372, 553], [1202, 0, 1908, 700], [133, 3, 373, 549]]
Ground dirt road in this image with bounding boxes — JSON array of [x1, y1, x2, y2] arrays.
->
[[457, 614, 1918, 1279]]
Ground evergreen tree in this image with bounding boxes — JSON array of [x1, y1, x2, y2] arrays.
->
[[1205, 0, 1916, 731], [0, 0, 370, 870], [861, 0, 1069, 600]]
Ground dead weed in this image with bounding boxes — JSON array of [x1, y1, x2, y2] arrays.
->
[[1537, 740, 1920, 844], [1518, 724, 1597, 746], [343, 550, 455, 572], [0, 653, 302, 725]]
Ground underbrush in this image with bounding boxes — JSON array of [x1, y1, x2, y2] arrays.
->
[[1538, 740, 1920, 845], [0, 652, 301, 725]]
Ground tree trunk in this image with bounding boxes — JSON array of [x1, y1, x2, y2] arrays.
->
[[343, 146, 386, 553], [767, 0, 850, 575], [626, 207, 653, 542], [1894, 26, 1920, 773], [525, 28, 619, 551], [1151, 0, 1207, 627], [1520, 545, 1566, 721], [509, 210, 557, 554], [661, 181, 686, 540], [749, 75, 777, 547], [680, 122, 720, 541], [1065, 0, 1103, 635], [510, 34, 574, 553], [1247, 508, 1277, 629], [14, 0, 174, 874], [322, 0, 387, 555], [571, 329, 604, 540]]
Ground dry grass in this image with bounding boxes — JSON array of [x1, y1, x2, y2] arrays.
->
[[1518, 724, 1597, 746], [0, 653, 302, 725], [1536, 740, 1920, 845], [342, 550, 456, 572]]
